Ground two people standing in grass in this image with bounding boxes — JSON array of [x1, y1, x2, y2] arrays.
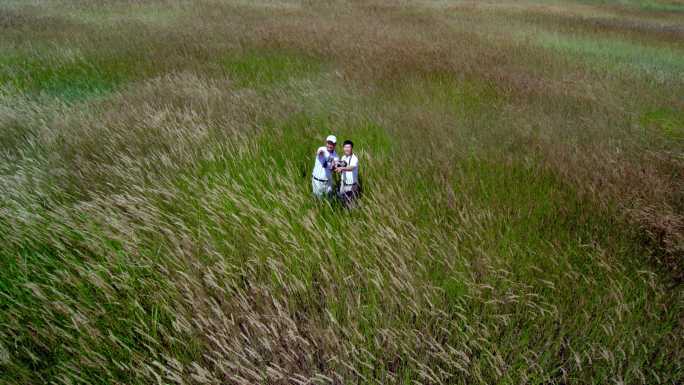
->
[[312, 135, 360, 208]]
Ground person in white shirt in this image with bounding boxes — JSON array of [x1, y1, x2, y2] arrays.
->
[[335, 140, 360, 208], [312, 135, 339, 199]]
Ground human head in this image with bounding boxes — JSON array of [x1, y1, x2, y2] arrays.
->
[[343, 140, 353, 155], [326, 135, 337, 152]]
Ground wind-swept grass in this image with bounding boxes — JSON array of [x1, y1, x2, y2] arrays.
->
[[222, 50, 325, 87], [0, 51, 135, 100], [0, 1, 682, 384], [537, 32, 684, 80]]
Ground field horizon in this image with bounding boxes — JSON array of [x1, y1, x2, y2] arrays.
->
[[1, 1, 682, 384]]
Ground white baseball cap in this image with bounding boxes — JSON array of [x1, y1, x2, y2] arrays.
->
[[326, 135, 337, 144]]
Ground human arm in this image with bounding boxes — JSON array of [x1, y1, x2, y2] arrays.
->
[[316, 147, 329, 166]]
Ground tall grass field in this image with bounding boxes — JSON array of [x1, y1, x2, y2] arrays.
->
[[1, 0, 682, 384]]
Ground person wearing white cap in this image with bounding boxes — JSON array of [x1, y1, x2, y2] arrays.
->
[[311, 135, 339, 199]]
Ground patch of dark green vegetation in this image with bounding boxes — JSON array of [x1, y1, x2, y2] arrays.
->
[[258, 111, 394, 174], [457, 157, 638, 269], [221, 49, 325, 87], [641, 107, 684, 140], [0, 217, 200, 384], [380, 72, 504, 114], [576, 0, 684, 13], [440, 157, 679, 379], [0, 52, 146, 101]]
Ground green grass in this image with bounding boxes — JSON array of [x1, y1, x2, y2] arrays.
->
[[641, 107, 684, 140], [577, 0, 684, 13], [59, 3, 184, 26], [0, 50, 145, 100], [0, 1, 682, 384], [537, 32, 684, 79], [222, 49, 325, 87]]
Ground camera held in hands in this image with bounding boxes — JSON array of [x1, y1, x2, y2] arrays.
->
[[334, 160, 347, 170]]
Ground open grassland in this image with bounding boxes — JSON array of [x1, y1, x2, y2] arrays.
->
[[0, 0, 682, 384]]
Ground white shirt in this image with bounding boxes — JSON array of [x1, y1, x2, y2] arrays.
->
[[340, 153, 358, 185], [312, 146, 338, 181]]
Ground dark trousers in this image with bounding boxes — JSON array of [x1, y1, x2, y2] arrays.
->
[[338, 183, 360, 208]]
